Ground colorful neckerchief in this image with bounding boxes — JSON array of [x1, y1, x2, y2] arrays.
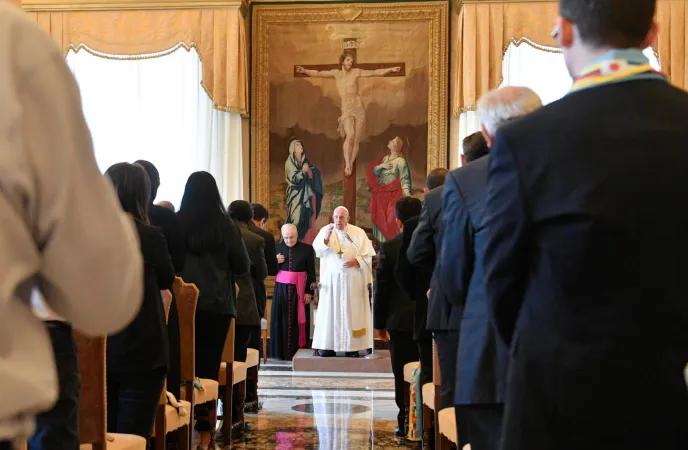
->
[[570, 49, 666, 93]]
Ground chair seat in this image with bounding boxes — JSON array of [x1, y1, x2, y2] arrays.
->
[[422, 383, 435, 410], [180, 378, 219, 405], [151, 400, 192, 436], [245, 348, 259, 368], [438, 407, 458, 444], [219, 361, 248, 385], [79, 433, 146, 450], [403, 361, 420, 383]]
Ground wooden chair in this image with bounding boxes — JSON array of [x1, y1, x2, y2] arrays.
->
[[216, 318, 248, 444], [422, 341, 441, 449], [174, 278, 205, 450], [437, 407, 458, 450], [244, 347, 260, 412], [153, 283, 192, 450], [74, 332, 146, 450]]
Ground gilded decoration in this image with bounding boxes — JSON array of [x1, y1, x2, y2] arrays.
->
[[251, 1, 449, 240]]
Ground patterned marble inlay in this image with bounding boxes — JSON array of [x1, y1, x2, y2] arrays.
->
[[291, 402, 371, 415]]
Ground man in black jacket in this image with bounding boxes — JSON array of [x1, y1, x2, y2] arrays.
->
[[374, 196, 422, 437], [441, 87, 542, 450], [229, 200, 268, 426], [482, 1, 688, 449], [402, 169, 447, 387], [250, 203, 279, 316]]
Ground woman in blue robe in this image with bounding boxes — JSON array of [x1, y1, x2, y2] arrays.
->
[[285, 139, 323, 244]]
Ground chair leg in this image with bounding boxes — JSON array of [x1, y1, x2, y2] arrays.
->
[[155, 404, 166, 450], [247, 365, 259, 412], [434, 409, 442, 450], [223, 377, 234, 443], [179, 425, 190, 450], [422, 405, 433, 449], [262, 330, 268, 364], [207, 399, 218, 448], [238, 380, 247, 428]]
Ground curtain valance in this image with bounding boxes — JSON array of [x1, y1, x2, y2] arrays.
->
[[452, 0, 684, 118], [24, 7, 248, 115]]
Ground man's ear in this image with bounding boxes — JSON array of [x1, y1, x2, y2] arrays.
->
[[641, 21, 659, 51], [480, 124, 494, 148], [395, 218, 404, 230], [423, 187, 430, 194], [558, 16, 576, 50]]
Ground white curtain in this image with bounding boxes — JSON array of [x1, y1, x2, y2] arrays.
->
[[454, 45, 660, 168], [66, 47, 243, 209]]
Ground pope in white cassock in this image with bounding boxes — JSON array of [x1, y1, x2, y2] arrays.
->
[[312, 206, 376, 356]]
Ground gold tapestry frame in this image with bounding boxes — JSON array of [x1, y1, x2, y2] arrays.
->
[[250, 1, 449, 206]]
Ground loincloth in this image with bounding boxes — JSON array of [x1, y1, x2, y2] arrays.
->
[[337, 105, 366, 138]]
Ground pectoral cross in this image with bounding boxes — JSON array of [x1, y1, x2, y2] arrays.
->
[[337, 249, 344, 259], [294, 38, 405, 225]]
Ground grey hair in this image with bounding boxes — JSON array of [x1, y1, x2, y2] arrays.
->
[[281, 223, 297, 235], [477, 86, 543, 136]]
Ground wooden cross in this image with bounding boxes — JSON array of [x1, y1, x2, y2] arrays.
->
[[294, 38, 405, 225]]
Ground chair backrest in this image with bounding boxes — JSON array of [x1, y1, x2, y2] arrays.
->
[[162, 290, 172, 323], [221, 317, 236, 364], [74, 331, 107, 449], [173, 277, 199, 382], [432, 340, 441, 387]]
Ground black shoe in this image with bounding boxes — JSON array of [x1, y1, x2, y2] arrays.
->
[[319, 350, 336, 357], [345, 351, 360, 358], [394, 427, 406, 438]]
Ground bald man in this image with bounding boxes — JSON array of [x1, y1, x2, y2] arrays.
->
[[269, 223, 316, 360], [312, 207, 376, 357]]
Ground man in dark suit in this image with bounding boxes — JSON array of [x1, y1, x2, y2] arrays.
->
[[229, 200, 268, 429], [410, 133, 486, 410], [374, 196, 422, 437], [401, 169, 447, 386], [482, 2, 688, 449], [250, 203, 279, 317], [441, 87, 542, 450]]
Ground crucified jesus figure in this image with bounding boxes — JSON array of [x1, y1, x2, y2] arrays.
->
[[296, 52, 401, 176]]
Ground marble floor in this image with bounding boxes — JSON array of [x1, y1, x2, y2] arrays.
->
[[207, 359, 420, 449]]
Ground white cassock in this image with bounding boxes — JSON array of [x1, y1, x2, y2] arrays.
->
[[312, 224, 376, 352]]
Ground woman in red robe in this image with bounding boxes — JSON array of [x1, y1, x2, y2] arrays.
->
[[366, 136, 412, 242]]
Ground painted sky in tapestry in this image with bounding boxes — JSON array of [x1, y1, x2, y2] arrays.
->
[[267, 21, 429, 244]]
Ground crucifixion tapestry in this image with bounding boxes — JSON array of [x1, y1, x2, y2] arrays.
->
[[251, 1, 448, 245]]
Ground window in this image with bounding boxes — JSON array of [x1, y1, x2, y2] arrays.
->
[[455, 44, 660, 167], [67, 47, 243, 208]]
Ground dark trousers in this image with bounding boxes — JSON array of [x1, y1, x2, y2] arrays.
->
[[433, 330, 459, 410], [107, 368, 166, 437], [0, 442, 13, 450], [455, 404, 504, 450], [389, 330, 419, 430], [417, 335, 434, 386], [29, 322, 80, 450], [232, 324, 255, 422], [243, 325, 261, 405], [194, 310, 230, 432]]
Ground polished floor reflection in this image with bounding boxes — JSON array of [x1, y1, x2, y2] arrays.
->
[[209, 359, 420, 449]]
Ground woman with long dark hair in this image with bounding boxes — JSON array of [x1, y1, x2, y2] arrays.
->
[[178, 171, 250, 449], [104, 163, 175, 440]]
